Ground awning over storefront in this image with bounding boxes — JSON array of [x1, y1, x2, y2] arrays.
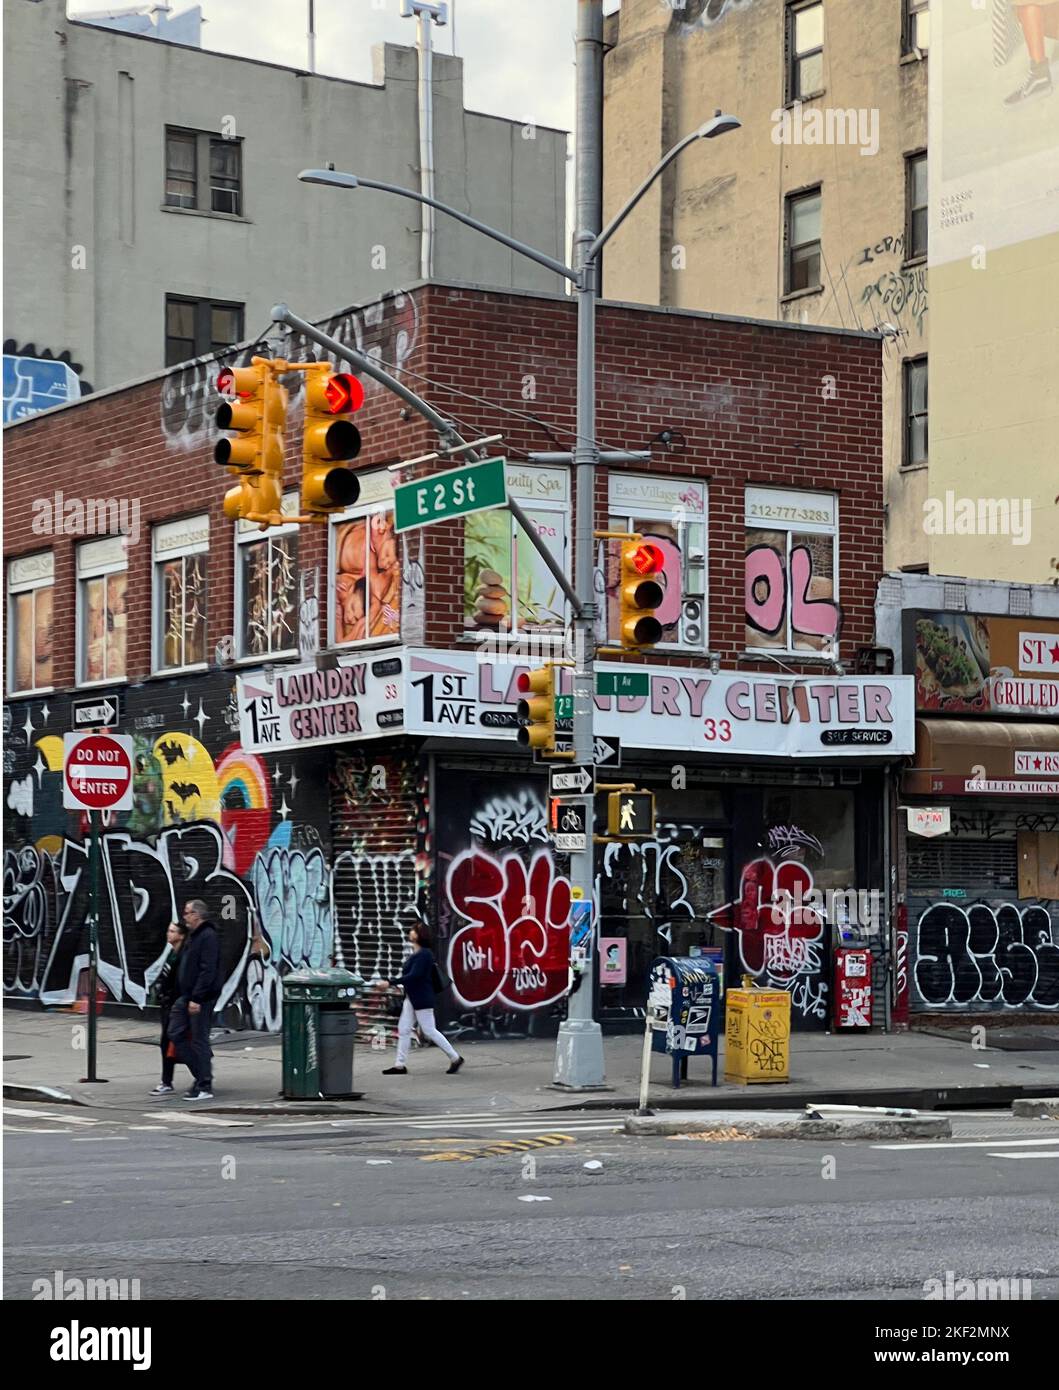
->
[[904, 719, 1059, 797]]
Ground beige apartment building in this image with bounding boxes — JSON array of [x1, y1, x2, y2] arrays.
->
[[602, 0, 930, 570]]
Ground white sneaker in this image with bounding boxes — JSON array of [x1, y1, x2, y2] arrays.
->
[[182, 1088, 214, 1101], [149, 1083, 175, 1096]]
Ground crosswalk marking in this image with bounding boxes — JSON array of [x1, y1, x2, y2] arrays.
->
[[144, 1112, 252, 1127], [873, 1137, 1059, 1151], [989, 1151, 1059, 1160], [3, 1106, 98, 1126]]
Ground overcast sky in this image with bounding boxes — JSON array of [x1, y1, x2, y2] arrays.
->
[[67, 0, 622, 133]]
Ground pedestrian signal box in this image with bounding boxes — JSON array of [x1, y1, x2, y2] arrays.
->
[[607, 790, 655, 838]]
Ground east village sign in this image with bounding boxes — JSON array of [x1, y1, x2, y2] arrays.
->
[[238, 648, 916, 758]]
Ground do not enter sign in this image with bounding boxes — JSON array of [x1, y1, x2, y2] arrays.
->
[[63, 733, 134, 811]]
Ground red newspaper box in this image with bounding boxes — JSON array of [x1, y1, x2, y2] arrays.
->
[[834, 948, 873, 1029]]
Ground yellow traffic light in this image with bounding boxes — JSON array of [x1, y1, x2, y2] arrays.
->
[[516, 664, 556, 753], [215, 359, 287, 527], [302, 363, 363, 517], [619, 539, 665, 649]]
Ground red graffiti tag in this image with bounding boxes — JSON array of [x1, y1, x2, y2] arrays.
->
[[445, 849, 571, 1010], [709, 857, 824, 977]]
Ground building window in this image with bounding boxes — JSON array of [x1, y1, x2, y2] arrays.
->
[[906, 152, 928, 261], [463, 465, 570, 637], [164, 128, 197, 208], [330, 473, 402, 646], [237, 495, 300, 658], [153, 517, 208, 672], [904, 0, 929, 55], [786, 1, 824, 103], [164, 127, 242, 216], [209, 139, 242, 215], [905, 357, 928, 466], [785, 188, 822, 293], [744, 486, 839, 655], [605, 476, 707, 650], [77, 537, 128, 685], [6, 551, 54, 694], [165, 295, 244, 366]]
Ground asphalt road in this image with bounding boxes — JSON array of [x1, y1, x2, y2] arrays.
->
[[5, 1104, 1058, 1301]]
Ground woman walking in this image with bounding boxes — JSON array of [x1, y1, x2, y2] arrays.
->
[[382, 926, 464, 1076], [150, 921, 190, 1096]]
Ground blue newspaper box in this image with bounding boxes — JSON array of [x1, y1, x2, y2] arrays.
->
[[648, 956, 721, 1088]]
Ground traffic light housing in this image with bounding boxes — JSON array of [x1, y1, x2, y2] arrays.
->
[[302, 363, 363, 517], [607, 790, 655, 838], [618, 539, 665, 649], [215, 360, 287, 526], [516, 664, 556, 753]]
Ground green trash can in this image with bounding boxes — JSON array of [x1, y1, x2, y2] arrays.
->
[[282, 968, 361, 1099]]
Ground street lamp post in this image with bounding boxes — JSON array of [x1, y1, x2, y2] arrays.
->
[[298, 2, 738, 1086]]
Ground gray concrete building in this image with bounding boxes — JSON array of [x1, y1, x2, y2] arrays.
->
[[3, 0, 567, 399]]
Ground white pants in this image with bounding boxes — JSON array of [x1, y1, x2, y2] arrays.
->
[[395, 998, 460, 1066]]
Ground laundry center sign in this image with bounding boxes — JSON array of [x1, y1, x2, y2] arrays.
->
[[405, 651, 915, 757]]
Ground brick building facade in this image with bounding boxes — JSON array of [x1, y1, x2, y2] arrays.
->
[[5, 282, 916, 1039]]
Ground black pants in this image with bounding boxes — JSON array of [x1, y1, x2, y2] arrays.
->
[[185, 998, 216, 1089]]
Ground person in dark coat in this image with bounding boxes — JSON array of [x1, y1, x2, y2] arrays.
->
[[382, 926, 464, 1076], [150, 921, 190, 1096], [176, 899, 223, 1100]]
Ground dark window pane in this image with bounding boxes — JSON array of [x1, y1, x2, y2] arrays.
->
[[165, 131, 197, 208], [911, 155, 928, 207], [789, 243, 821, 291], [167, 299, 195, 338], [911, 207, 928, 258], [210, 305, 243, 349], [210, 140, 241, 215]]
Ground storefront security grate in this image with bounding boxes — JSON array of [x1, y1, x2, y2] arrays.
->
[[907, 838, 1018, 892]]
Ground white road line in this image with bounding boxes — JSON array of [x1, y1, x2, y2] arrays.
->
[[405, 1117, 611, 1131], [4, 1126, 76, 1134], [71, 1137, 130, 1142], [989, 1151, 1059, 1160], [501, 1124, 622, 1135], [3, 1107, 98, 1126], [873, 1137, 1059, 1151]]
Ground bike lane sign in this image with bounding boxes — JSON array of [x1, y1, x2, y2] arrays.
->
[[549, 798, 588, 852]]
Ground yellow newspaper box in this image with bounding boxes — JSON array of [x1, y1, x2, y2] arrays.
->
[[724, 987, 791, 1084]]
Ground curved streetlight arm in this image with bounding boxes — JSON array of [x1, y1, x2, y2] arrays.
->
[[299, 169, 579, 285], [583, 114, 741, 266]]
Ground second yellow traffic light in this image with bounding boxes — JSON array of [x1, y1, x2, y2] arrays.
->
[[618, 539, 665, 649], [516, 664, 556, 753], [302, 363, 363, 517]]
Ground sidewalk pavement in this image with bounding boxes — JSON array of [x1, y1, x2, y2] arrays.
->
[[5, 1006, 1059, 1118]]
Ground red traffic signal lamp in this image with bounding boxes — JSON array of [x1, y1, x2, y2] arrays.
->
[[302, 363, 362, 517], [516, 664, 557, 753], [619, 539, 665, 648]]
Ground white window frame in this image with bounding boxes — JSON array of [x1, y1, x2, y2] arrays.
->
[[6, 551, 55, 696], [152, 515, 209, 675], [744, 485, 839, 657], [328, 472, 403, 650], [76, 536, 129, 688], [461, 464, 571, 642], [235, 493, 301, 661], [606, 475, 708, 653]]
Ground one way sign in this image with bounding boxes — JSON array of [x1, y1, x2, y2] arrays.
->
[[72, 696, 120, 730], [549, 765, 594, 796]]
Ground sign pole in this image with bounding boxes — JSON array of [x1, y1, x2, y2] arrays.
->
[[82, 808, 106, 1083]]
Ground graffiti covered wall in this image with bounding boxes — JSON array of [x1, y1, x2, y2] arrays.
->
[[3, 675, 332, 1027]]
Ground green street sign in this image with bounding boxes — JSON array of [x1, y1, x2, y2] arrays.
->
[[393, 456, 508, 533], [554, 694, 574, 720], [596, 671, 649, 698]]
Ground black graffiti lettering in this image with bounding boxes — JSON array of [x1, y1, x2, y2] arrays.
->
[[913, 900, 1059, 1010]]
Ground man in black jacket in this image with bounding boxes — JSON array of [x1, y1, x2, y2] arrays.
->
[[177, 899, 222, 1100]]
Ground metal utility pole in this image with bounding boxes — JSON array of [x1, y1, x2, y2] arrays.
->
[[298, 0, 739, 1091], [402, 0, 449, 280], [554, 0, 607, 1088], [307, 0, 316, 74]]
